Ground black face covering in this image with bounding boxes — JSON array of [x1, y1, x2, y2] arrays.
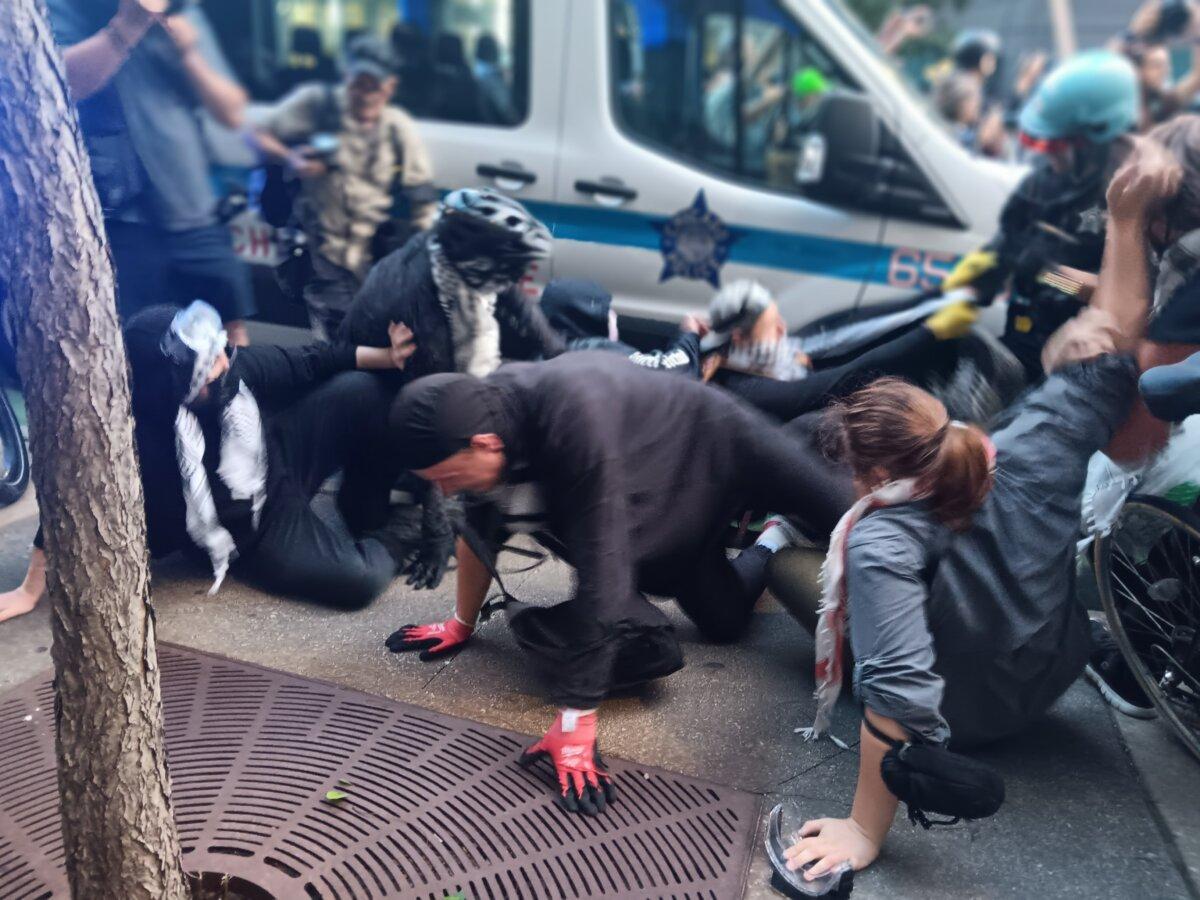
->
[[864, 716, 1005, 829]]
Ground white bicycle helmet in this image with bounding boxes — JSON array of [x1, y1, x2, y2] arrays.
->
[[436, 188, 553, 288]]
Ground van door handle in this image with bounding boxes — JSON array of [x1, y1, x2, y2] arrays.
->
[[476, 162, 537, 186], [575, 178, 638, 202]]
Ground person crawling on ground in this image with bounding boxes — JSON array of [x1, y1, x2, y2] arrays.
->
[[383, 351, 854, 816]]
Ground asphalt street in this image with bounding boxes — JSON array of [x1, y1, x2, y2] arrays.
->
[[0, 491, 1197, 899]]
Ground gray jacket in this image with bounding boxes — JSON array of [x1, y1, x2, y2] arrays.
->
[[846, 354, 1137, 747]]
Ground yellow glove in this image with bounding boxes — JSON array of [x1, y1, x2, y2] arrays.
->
[[943, 250, 998, 291], [925, 299, 980, 341]]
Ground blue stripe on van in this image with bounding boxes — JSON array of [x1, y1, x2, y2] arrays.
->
[[522, 200, 898, 285]]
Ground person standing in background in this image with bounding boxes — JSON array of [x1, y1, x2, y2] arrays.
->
[[46, 0, 256, 345], [255, 36, 437, 341]]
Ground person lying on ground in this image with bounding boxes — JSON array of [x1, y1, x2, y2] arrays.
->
[[383, 351, 854, 815], [770, 143, 1175, 884], [538, 278, 704, 376], [699, 280, 982, 423], [0, 301, 418, 623]]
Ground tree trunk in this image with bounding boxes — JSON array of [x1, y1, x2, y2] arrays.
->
[[0, 2, 188, 898]]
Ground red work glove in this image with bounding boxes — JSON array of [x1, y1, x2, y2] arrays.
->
[[385, 615, 474, 661], [519, 709, 616, 816]]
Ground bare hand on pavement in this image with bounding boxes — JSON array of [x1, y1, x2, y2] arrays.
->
[[785, 816, 880, 880]]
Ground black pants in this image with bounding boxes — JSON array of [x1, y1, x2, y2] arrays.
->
[[107, 220, 256, 322], [639, 416, 855, 645], [639, 544, 774, 644], [235, 371, 401, 609]]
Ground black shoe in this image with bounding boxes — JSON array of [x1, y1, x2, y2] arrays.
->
[[1085, 620, 1157, 720]]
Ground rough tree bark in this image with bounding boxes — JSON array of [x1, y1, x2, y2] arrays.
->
[[0, 2, 188, 898]]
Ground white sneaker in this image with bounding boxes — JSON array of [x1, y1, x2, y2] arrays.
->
[[757, 517, 805, 554]]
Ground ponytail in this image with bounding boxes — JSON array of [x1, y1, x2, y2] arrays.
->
[[924, 422, 993, 531], [828, 378, 994, 531]]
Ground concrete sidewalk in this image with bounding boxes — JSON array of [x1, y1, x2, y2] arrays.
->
[[1, 502, 1197, 899]]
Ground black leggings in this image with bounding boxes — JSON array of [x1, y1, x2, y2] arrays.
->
[[638, 544, 774, 643], [716, 325, 956, 423], [234, 371, 402, 609]]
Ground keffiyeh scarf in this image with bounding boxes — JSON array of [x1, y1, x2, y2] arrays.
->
[[802, 478, 925, 740], [166, 306, 267, 594], [429, 237, 503, 377]]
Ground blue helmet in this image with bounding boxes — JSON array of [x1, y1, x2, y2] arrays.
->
[[1019, 51, 1140, 145]]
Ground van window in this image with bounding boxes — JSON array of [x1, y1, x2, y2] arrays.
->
[[609, 0, 855, 191], [210, 0, 530, 127]]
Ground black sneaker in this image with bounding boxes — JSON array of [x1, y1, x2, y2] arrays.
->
[[1084, 620, 1157, 720]]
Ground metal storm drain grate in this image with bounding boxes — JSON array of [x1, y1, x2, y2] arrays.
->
[[1, 644, 758, 899]]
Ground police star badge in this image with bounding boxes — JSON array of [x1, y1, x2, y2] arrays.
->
[[654, 190, 737, 287]]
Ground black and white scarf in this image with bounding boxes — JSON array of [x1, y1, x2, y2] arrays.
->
[[429, 236, 504, 378], [167, 306, 267, 594]]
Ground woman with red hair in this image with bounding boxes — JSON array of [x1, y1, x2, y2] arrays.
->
[[776, 144, 1180, 882]]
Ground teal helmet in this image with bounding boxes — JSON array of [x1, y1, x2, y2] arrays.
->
[[1019, 50, 1140, 145]]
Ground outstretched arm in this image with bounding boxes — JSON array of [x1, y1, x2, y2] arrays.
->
[[785, 711, 904, 880]]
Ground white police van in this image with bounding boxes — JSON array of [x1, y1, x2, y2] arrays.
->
[[212, 0, 1021, 330]]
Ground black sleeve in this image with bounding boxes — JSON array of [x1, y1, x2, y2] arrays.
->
[[232, 343, 357, 408], [627, 331, 702, 377], [496, 286, 568, 360]]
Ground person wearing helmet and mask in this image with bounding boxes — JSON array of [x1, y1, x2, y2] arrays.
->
[[341, 187, 561, 379], [336, 188, 565, 590], [944, 51, 1141, 380]]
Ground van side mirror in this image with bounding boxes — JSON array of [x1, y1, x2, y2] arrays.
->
[[796, 90, 962, 228], [795, 90, 882, 200]]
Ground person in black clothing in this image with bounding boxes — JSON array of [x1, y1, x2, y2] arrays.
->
[[340, 188, 561, 379], [338, 188, 564, 588], [0, 301, 417, 622], [539, 278, 704, 375], [945, 51, 1141, 379], [699, 280, 982, 423], [383, 352, 854, 815]]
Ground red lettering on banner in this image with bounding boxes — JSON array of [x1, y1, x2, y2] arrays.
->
[[249, 227, 272, 259]]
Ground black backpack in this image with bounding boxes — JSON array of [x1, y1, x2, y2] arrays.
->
[[864, 715, 1005, 829]]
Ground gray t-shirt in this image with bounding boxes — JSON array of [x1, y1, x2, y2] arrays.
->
[[47, 0, 238, 231], [845, 354, 1138, 747]]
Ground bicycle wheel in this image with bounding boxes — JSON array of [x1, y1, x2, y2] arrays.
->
[[1095, 495, 1200, 762]]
